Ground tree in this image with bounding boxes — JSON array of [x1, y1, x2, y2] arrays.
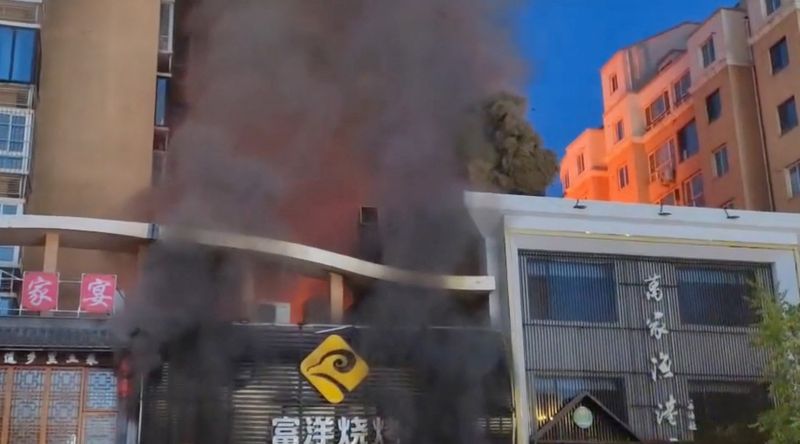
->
[[459, 92, 558, 195], [752, 287, 800, 444]]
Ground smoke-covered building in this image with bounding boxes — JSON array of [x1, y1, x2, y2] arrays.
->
[[467, 192, 800, 444]]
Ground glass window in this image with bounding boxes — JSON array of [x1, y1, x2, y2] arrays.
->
[[678, 120, 699, 161], [614, 120, 624, 142], [648, 141, 675, 182], [562, 171, 570, 190], [788, 162, 800, 197], [677, 266, 760, 326], [778, 96, 798, 134], [524, 258, 618, 323], [576, 153, 585, 174], [533, 376, 627, 426], [0, 296, 17, 315], [701, 37, 716, 68], [770, 37, 789, 74], [159, 1, 174, 53], [713, 146, 730, 177], [683, 174, 705, 207], [155, 77, 168, 126], [0, 26, 36, 84], [659, 191, 677, 206], [673, 72, 691, 105], [706, 89, 722, 122], [766, 0, 782, 15], [689, 381, 770, 443], [617, 165, 629, 189], [646, 92, 670, 127]]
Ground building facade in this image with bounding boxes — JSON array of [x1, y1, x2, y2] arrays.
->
[[467, 191, 800, 443], [561, 1, 800, 213]]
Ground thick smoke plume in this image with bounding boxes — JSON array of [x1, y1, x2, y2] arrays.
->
[[117, 0, 527, 442]]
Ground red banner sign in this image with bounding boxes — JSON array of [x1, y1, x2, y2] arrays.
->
[[20, 272, 59, 312], [79, 274, 117, 314]]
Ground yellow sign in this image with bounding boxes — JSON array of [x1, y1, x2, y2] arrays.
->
[[300, 335, 369, 404]]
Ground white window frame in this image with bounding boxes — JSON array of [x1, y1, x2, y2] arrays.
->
[[713, 145, 729, 177], [766, 0, 781, 15], [673, 72, 691, 105], [646, 92, 670, 128], [576, 153, 585, 175], [0, 198, 22, 268], [159, 0, 175, 54], [0, 107, 33, 175], [683, 173, 705, 207], [786, 161, 800, 198], [701, 37, 716, 68], [648, 140, 675, 183]]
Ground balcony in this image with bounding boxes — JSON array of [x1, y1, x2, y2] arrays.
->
[[0, 0, 43, 26], [0, 106, 32, 175]]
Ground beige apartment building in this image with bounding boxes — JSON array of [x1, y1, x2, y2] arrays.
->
[[562, 0, 800, 212]]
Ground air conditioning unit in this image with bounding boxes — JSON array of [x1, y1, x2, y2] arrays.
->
[[658, 168, 676, 184]]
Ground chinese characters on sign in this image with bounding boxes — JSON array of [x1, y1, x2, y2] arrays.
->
[[1, 351, 100, 367], [650, 352, 674, 381], [645, 274, 664, 302], [272, 417, 398, 444], [79, 274, 117, 314], [21, 271, 59, 312], [655, 395, 678, 426], [646, 311, 669, 340]]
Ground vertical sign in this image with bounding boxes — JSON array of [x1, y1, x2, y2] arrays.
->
[[644, 273, 678, 439], [79, 274, 117, 314], [21, 271, 59, 312]]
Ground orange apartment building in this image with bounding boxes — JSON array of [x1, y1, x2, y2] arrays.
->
[[561, 0, 800, 212]]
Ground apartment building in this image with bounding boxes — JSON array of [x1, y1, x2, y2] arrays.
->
[[562, 1, 800, 212]]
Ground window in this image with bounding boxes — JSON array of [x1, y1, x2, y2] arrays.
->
[[770, 37, 789, 74], [677, 265, 765, 325], [155, 77, 168, 127], [677, 120, 699, 161], [0, 202, 20, 265], [648, 141, 675, 182], [0, 110, 30, 174], [787, 162, 800, 197], [0, 26, 36, 84], [614, 120, 624, 142], [713, 146, 730, 177], [701, 37, 716, 68], [523, 257, 618, 323], [646, 92, 670, 127], [673, 72, 691, 105], [610, 74, 618, 93], [617, 165, 629, 189], [689, 381, 770, 443], [778, 96, 798, 134], [159, 1, 175, 53], [659, 191, 678, 206], [533, 377, 627, 426], [576, 153, 585, 174], [682, 174, 705, 207], [706, 89, 722, 122], [766, 0, 782, 15], [562, 171, 570, 190]]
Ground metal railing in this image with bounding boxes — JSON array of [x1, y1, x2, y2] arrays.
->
[[0, 84, 35, 109], [0, 270, 121, 318]]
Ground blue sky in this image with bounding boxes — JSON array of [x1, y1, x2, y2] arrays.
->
[[515, 0, 734, 195]]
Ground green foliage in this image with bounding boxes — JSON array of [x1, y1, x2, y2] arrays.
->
[[752, 286, 800, 444], [459, 92, 558, 195]]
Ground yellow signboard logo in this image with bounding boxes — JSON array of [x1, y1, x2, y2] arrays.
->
[[300, 335, 369, 404]]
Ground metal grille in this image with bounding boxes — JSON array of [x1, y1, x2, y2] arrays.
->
[[676, 266, 763, 326], [532, 376, 626, 425]]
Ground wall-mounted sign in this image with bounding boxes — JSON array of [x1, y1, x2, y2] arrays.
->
[[573, 406, 594, 429], [300, 335, 369, 404], [80, 273, 117, 314], [1, 350, 108, 367], [272, 416, 399, 444], [21, 271, 59, 312]]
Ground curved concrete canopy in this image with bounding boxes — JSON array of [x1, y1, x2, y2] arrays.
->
[[0, 215, 495, 293]]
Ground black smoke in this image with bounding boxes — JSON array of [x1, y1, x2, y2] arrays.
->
[[115, 0, 525, 442]]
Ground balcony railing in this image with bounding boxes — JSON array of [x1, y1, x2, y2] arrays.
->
[[0, 0, 43, 26], [0, 84, 35, 109]]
